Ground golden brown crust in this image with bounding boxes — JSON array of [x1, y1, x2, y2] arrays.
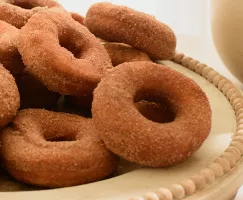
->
[[0, 64, 20, 128], [18, 9, 113, 96], [103, 43, 151, 66], [15, 71, 60, 109], [70, 12, 84, 25], [0, 20, 25, 75], [0, 0, 64, 28], [92, 61, 212, 167], [84, 2, 176, 60], [0, 109, 116, 188]]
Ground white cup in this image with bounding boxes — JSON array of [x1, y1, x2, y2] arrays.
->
[[211, 0, 243, 82]]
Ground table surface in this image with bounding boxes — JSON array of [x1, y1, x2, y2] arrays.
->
[[177, 35, 240, 200]]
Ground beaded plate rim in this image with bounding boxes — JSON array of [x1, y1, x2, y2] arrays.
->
[[130, 52, 243, 200]]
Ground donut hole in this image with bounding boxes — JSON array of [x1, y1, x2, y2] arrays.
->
[[135, 91, 175, 123], [44, 133, 77, 142], [59, 38, 82, 59], [11, 2, 37, 9]]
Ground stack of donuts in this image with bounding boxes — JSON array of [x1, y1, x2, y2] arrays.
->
[[0, 0, 212, 189]]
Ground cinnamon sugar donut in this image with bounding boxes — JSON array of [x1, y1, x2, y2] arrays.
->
[[92, 61, 212, 167], [15, 71, 60, 109], [70, 12, 84, 25], [0, 64, 20, 128], [1, 109, 116, 188], [84, 2, 176, 60], [103, 43, 151, 66], [0, 20, 59, 108], [0, 0, 64, 28], [18, 9, 112, 96], [0, 20, 25, 75]]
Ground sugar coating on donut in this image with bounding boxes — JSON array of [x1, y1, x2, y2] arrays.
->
[[0, 20, 25, 75], [0, 64, 20, 128], [84, 2, 176, 60], [0, 19, 13, 34], [18, 9, 112, 95], [103, 43, 152, 66], [0, 0, 64, 28], [1, 109, 116, 188], [92, 61, 212, 167], [70, 12, 84, 25]]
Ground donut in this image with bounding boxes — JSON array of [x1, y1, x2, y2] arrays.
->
[[1, 109, 116, 188], [84, 2, 176, 60], [0, 64, 20, 128], [0, 0, 64, 28], [70, 12, 84, 25], [103, 43, 152, 66], [18, 9, 112, 96], [0, 20, 59, 108], [0, 20, 25, 75], [92, 61, 212, 167], [15, 70, 60, 109]]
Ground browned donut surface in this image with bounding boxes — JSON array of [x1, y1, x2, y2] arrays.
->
[[92, 61, 212, 167], [0, 19, 10, 34], [103, 43, 151, 66], [15, 71, 60, 109], [0, 64, 20, 128], [85, 2, 176, 60], [0, 0, 64, 28], [1, 109, 116, 188], [18, 9, 112, 96], [70, 12, 84, 25], [0, 20, 25, 75]]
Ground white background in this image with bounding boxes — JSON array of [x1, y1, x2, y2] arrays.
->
[[58, 0, 211, 37]]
